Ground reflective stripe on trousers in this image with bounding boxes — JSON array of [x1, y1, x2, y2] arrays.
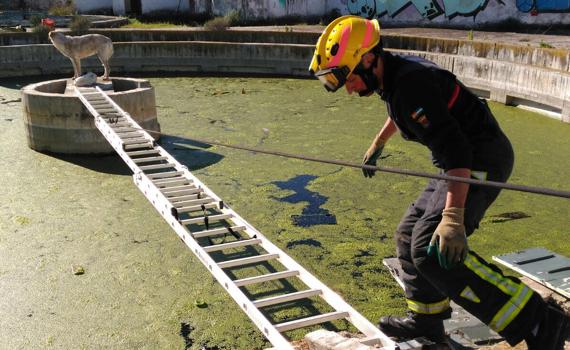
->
[[406, 298, 450, 315], [464, 254, 534, 332]]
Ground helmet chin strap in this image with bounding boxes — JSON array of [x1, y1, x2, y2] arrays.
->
[[357, 71, 379, 97], [354, 54, 381, 97]]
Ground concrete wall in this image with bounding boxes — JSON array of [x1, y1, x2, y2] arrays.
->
[[73, 0, 570, 27], [3, 30, 569, 72], [1, 36, 569, 123]]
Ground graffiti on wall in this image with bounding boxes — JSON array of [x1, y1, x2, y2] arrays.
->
[[345, 0, 570, 19], [517, 0, 570, 12], [345, 0, 492, 19]]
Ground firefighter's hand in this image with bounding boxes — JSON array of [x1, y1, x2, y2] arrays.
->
[[361, 142, 385, 178], [428, 207, 468, 270]]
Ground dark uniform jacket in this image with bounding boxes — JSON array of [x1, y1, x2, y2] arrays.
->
[[379, 52, 508, 172]]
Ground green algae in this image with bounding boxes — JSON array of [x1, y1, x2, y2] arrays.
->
[[14, 215, 31, 225], [1, 76, 569, 349]]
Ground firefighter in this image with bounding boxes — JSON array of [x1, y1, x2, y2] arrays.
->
[[309, 15, 569, 349]]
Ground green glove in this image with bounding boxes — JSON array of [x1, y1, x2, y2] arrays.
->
[[428, 207, 468, 270], [362, 143, 385, 178]]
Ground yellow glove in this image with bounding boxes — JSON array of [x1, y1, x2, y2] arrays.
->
[[428, 207, 468, 270], [361, 139, 386, 178]]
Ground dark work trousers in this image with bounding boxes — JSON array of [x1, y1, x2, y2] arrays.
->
[[394, 129, 546, 345]]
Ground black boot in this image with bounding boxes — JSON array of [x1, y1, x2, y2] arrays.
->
[[378, 311, 447, 343], [526, 299, 569, 350]]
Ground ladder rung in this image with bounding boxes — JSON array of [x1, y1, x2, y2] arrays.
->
[[102, 116, 124, 122], [147, 171, 184, 179], [154, 177, 191, 187], [168, 193, 205, 203], [95, 108, 117, 113], [234, 270, 299, 287], [91, 102, 112, 107], [123, 138, 150, 145], [152, 175, 184, 183], [160, 185, 195, 193], [174, 197, 213, 208], [217, 253, 279, 269], [112, 124, 135, 129], [119, 132, 145, 139], [192, 225, 246, 239], [253, 289, 322, 308], [180, 213, 233, 225], [109, 121, 132, 127], [174, 202, 217, 214], [139, 163, 175, 171], [103, 118, 127, 123], [164, 188, 202, 198], [111, 126, 135, 131], [109, 118, 130, 123], [133, 156, 168, 164], [95, 106, 115, 111], [274, 311, 349, 332], [203, 238, 262, 253], [123, 142, 153, 150], [162, 185, 198, 194], [127, 149, 160, 156]]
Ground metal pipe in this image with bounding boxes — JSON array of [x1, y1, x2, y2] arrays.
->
[[130, 127, 570, 200]]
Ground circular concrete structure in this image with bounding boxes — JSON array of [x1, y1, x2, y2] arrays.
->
[[22, 77, 160, 154], [2, 29, 569, 123]]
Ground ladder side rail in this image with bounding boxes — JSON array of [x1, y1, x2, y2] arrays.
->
[[150, 141, 395, 347], [124, 134, 394, 347], [92, 87, 156, 146], [77, 88, 189, 180], [129, 138, 395, 346], [88, 87, 211, 186], [215, 206, 396, 348], [132, 171, 294, 350], [75, 88, 148, 173], [77, 86, 397, 349], [94, 116, 146, 173]]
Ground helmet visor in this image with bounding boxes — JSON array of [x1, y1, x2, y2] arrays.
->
[[314, 66, 350, 92]]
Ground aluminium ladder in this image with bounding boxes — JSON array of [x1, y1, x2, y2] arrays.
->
[[75, 85, 406, 350]]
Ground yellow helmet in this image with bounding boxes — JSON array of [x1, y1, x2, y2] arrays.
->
[[309, 15, 381, 92]]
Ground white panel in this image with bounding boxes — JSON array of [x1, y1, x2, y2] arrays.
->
[[112, 0, 127, 15], [141, 0, 182, 13], [76, 0, 113, 12]]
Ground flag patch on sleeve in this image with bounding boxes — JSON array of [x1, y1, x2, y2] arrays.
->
[[411, 107, 429, 128]]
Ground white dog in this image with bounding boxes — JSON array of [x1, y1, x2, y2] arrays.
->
[[49, 31, 113, 80]]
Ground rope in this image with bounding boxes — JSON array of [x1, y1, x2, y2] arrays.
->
[[121, 123, 570, 200]]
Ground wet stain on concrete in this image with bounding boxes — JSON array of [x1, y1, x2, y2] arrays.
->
[[286, 238, 323, 249], [180, 322, 220, 350], [272, 175, 337, 227], [180, 322, 194, 350], [490, 211, 531, 223]]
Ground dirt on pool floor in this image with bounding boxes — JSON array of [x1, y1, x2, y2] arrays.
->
[[1, 76, 569, 350]]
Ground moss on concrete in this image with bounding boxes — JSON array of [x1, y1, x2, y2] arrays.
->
[[1, 76, 569, 349]]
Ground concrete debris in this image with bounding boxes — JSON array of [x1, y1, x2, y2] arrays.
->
[[304, 330, 376, 350], [74, 72, 97, 87]]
